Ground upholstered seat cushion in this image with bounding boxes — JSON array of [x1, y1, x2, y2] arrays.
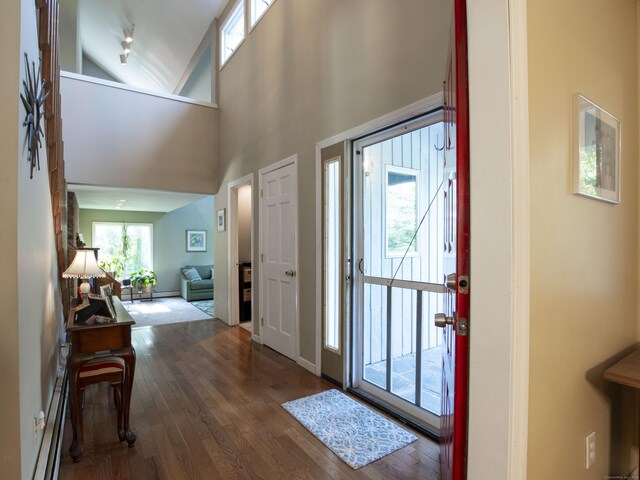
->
[[79, 356, 125, 378], [190, 279, 213, 291]]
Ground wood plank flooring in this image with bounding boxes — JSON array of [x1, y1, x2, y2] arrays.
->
[[59, 319, 440, 479]]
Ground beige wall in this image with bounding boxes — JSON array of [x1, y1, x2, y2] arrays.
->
[[215, 0, 450, 363], [527, 0, 639, 478], [0, 0, 22, 477], [61, 75, 219, 194]]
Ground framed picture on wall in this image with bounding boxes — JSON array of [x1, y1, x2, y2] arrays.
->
[[573, 93, 621, 204], [186, 230, 207, 252], [217, 208, 226, 232]]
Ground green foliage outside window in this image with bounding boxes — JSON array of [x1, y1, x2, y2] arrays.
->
[[93, 222, 152, 280]]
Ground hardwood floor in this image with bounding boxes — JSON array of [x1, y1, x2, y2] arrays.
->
[[59, 319, 440, 479]]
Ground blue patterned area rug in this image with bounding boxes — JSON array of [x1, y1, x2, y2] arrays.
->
[[191, 300, 214, 317], [282, 389, 417, 469]]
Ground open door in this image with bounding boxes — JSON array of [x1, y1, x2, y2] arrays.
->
[[437, 0, 470, 479]]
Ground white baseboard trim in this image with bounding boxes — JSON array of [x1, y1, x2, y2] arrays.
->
[[297, 356, 316, 374], [251, 334, 262, 344], [33, 371, 67, 480], [153, 291, 181, 298]]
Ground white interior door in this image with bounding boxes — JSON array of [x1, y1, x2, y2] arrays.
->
[[259, 157, 298, 360]]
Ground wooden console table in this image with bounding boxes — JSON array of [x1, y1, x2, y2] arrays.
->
[[66, 297, 137, 461], [603, 349, 640, 467]]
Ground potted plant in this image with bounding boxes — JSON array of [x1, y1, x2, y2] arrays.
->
[[98, 255, 126, 280], [130, 269, 157, 293]]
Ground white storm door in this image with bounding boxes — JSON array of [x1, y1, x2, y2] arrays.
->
[[259, 157, 298, 360]]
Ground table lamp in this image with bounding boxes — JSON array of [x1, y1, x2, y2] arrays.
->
[[62, 249, 107, 305]]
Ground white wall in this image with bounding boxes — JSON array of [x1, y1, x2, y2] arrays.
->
[[61, 75, 219, 194], [17, 1, 65, 478]]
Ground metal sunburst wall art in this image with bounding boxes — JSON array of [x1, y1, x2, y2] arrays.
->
[[20, 52, 48, 179]]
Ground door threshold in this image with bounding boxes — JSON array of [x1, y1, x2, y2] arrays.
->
[[347, 387, 440, 442]]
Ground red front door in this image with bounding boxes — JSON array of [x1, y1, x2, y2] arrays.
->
[[439, 0, 470, 478]]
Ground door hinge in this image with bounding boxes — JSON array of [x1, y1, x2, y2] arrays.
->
[[260, 189, 263, 198], [260, 317, 264, 326], [456, 317, 468, 336], [260, 253, 264, 262]]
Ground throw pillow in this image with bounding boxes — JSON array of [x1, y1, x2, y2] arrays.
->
[[183, 268, 202, 281]]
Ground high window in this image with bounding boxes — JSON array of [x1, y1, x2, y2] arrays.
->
[[220, 0, 245, 66], [92, 222, 153, 279], [250, 0, 274, 28]]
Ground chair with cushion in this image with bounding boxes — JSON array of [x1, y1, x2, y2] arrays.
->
[[69, 355, 127, 461], [180, 264, 214, 301]]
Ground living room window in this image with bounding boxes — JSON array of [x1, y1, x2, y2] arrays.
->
[[250, 0, 274, 28], [220, 0, 245, 67], [92, 222, 153, 279]]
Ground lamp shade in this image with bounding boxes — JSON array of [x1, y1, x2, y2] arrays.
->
[[62, 249, 107, 279]]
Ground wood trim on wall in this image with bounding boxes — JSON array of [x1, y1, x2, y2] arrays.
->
[[507, 0, 531, 476], [36, 0, 70, 314]]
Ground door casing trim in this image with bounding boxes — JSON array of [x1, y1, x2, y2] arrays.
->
[[314, 92, 443, 379], [227, 173, 254, 327]]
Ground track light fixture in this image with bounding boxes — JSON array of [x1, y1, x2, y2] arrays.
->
[[120, 24, 135, 65], [123, 24, 135, 43]]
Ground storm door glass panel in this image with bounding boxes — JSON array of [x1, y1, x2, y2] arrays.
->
[[355, 115, 446, 428], [362, 283, 387, 389], [390, 287, 417, 403]]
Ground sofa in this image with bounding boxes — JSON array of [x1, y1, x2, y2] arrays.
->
[[180, 265, 214, 301]]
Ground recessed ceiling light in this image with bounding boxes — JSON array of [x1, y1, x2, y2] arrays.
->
[[119, 54, 127, 65], [121, 41, 131, 55]]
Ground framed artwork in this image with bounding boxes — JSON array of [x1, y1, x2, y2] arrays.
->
[[217, 209, 226, 232], [88, 293, 116, 318], [99, 284, 112, 298], [574, 93, 621, 204], [186, 229, 207, 252]]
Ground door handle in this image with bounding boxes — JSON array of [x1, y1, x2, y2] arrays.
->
[[434, 312, 454, 328], [445, 272, 456, 291], [285, 270, 297, 277]]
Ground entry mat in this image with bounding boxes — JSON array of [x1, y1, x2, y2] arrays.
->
[[282, 389, 417, 469]]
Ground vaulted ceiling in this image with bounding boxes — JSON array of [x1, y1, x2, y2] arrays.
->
[[79, 0, 227, 93]]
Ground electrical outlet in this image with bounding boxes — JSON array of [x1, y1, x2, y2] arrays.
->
[[585, 431, 596, 469]]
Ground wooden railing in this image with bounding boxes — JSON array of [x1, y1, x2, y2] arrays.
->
[[36, 0, 69, 313]]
